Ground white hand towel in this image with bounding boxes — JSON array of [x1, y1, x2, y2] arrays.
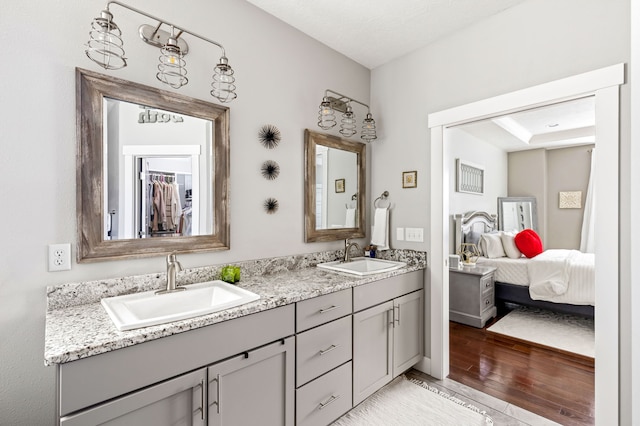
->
[[371, 207, 390, 250], [345, 207, 356, 227]]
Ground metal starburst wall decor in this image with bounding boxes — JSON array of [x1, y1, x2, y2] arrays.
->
[[258, 124, 281, 149]]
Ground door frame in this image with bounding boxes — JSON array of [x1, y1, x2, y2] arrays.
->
[[427, 63, 624, 423]]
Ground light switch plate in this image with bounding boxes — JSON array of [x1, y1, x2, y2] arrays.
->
[[405, 227, 424, 242], [396, 228, 405, 241]]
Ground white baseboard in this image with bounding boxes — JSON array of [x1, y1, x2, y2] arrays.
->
[[413, 356, 431, 375]]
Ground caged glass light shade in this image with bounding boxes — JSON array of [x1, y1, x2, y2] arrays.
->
[[211, 57, 237, 103], [85, 9, 127, 70], [85, 2, 237, 103], [318, 97, 336, 130], [317, 90, 378, 141], [156, 27, 188, 89], [339, 105, 357, 137], [361, 113, 377, 142]]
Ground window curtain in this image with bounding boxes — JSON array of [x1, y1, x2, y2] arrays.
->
[[580, 148, 595, 253]]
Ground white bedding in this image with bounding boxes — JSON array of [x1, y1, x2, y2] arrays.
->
[[476, 250, 595, 306], [476, 257, 529, 286]]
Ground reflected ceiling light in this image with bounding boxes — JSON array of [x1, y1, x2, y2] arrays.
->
[[317, 89, 377, 142], [85, 1, 237, 103]]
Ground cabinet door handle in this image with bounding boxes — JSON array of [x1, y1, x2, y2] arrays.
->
[[394, 305, 400, 326], [197, 379, 205, 420], [319, 305, 340, 314], [210, 374, 220, 414], [319, 344, 338, 356], [318, 394, 340, 410], [388, 308, 394, 327]]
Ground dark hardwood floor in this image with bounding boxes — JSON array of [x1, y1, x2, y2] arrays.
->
[[449, 319, 595, 426]]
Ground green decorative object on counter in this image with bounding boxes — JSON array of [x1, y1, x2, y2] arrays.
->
[[221, 265, 241, 283]]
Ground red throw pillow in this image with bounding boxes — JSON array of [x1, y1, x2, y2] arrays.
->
[[514, 229, 543, 258]]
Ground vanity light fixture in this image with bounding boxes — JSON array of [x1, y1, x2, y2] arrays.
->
[[317, 90, 377, 141], [85, 1, 237, 102]]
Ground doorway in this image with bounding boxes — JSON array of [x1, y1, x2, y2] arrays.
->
[[427, 64, 623, 423]]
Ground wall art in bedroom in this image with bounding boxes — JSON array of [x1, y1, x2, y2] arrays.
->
[[456, 159, 484, 195], [559, 191, 582, 209]]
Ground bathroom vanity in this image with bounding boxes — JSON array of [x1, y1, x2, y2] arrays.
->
[[45, 250, 426, 426]]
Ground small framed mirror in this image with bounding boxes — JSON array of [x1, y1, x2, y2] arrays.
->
[[304, 129, 366, 242], [77, 68, 230, 262], [498, 196, 538, 232]]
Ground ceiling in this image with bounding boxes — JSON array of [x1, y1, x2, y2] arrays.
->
[[245, 0, 594, 152], [454, 96, 596, 152], [245, 0, 529, 69]]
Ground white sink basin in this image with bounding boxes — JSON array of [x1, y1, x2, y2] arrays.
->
[[317, 257, 406, 276], [101, 280, 260, 331]]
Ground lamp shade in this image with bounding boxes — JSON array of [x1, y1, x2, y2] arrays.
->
[[85, 9, 127, 70], [211, 57, 237, 103], [318, 97, 336, 130]]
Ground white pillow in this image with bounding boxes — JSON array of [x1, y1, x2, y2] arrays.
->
[[479, 233, 506, 258], [501, 232, 522, 259]]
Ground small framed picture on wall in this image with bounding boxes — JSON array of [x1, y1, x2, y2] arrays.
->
[[402, 171, 417, 188], [335, 178, 345, 193]]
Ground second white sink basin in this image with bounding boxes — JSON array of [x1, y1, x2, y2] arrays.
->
[[101, 280, 260, 331], [317, 257, 406, 276]]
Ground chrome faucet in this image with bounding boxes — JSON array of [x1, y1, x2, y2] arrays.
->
[[156, 253, 185, 295], [343, 239, 361, 262]]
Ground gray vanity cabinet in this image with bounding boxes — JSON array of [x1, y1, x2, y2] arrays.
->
[[207, 337, 295, 426], [60, 367, 207, 426], [392, 290, 424, 375], [352, 270, 424, 405], [295, 289, 353, 426], [57, 305, 294, 425]]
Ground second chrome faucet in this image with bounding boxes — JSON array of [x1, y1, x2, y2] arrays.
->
[[343, 239, 361, 262]]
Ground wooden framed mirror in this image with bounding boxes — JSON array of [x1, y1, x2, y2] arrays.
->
[[304, 129, 366, 242], [76, 68, 230, 262]]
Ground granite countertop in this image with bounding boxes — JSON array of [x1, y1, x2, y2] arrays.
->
[[44, 250, 426, 366]]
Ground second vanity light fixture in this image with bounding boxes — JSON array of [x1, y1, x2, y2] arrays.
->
[[85, 1, 237, 102], [317, 89, 377, 142]]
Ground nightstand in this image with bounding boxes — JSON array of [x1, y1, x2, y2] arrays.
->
[[449, 265, 497, 328]]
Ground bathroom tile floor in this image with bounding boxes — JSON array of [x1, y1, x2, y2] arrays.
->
[[406, 369, 561, 425]]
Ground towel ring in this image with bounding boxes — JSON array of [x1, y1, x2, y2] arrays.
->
[[374, 191, 390, 208]]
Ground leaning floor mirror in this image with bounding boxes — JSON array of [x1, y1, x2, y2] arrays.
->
[[76, 68, 230, 262], [497, 196, 538, 232]]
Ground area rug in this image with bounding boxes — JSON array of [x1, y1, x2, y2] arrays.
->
[[487, 306, 594, 358], [331, 375, 493, 425]]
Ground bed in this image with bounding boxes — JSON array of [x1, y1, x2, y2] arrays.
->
[[453, 211, 595, 318]]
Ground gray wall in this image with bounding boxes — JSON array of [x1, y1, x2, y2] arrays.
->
[[370, 0, 630, 401], [546, 146, 594, 249], [508, 145, 594, 249], [508, 149, 547, 241], [0, 1, 370, 424]]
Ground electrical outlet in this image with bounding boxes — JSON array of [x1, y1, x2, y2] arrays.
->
[[396, 228, 405, 241], [49, 243, 71, 272]]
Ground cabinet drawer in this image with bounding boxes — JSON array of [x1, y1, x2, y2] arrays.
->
[[353, 270, 423, 312], [296, 316, 352, 387], [481, 291, 494, 313], [296, 289, 352, 332], [480, 275, 494, 293], [296, 361, 352, 426]]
